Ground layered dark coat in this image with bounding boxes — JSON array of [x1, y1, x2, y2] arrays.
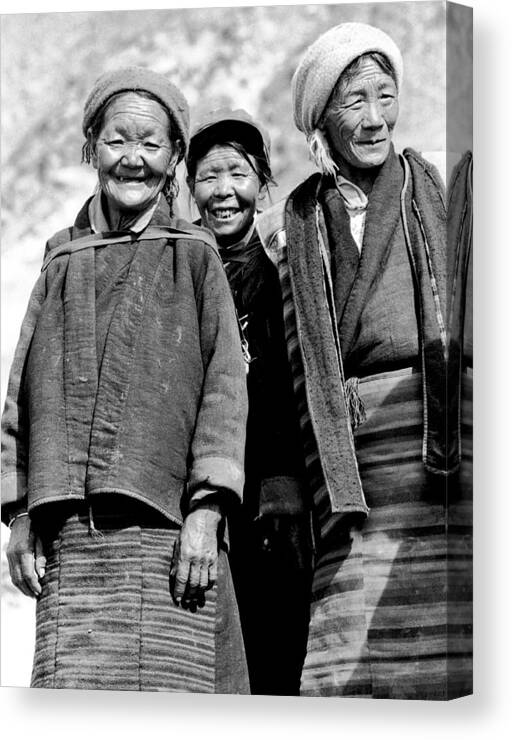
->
[[217, 227, 312, 697], [217, 228, 307, 520]]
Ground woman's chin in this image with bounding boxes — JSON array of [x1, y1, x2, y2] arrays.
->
[[206, 214, 255, 246], [105, 192, 159, 216], [351, 143, 390, 169], [102, 180, 162, 213], [208, 220, 242, 243]]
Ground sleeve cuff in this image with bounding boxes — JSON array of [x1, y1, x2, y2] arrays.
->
[[188, 488, 224, 513], [187, 456, 244, 502], [257, 476, 309, 518]]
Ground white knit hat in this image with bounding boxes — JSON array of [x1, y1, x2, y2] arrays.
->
[[292, 22, 403, 137]]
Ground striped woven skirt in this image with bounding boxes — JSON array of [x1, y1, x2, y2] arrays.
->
[[300, 368, 472, 699], [31, 501, 250, 693]]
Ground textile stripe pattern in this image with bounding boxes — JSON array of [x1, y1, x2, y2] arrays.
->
[[300, 369, 473, 699], [274, 238, 336, 538], [31, 512, 249, 693]]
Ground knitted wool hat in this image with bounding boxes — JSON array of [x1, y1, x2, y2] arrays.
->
[[82, 67, 190, 159], [292, 22, 403, 137]]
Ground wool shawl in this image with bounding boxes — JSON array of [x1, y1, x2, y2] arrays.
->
[[258, 148, 450, 517], [446, 151, 473, 464]]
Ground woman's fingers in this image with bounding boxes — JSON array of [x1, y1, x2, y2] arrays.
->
[[183, 562, 210, 604], [173, 556, 216, 604], [170, 553, 218, 607], [169, 539, 179, 578], [20, 551, 42, 596], [172, 559, 191, 604], [188, 562, 202, 590], [6, 515, 42, 598], [7, 548, 40, 597], [199, 564, 210, 591], [34, 536, 46, 580], [206, 559, 218, 590], [8, 557, 33, 598]]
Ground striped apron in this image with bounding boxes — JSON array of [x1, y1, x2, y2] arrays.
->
[[31, 503, 249, 693], [300, 368, 472, 699]]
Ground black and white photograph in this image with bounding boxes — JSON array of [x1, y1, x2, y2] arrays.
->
[[0, 0, 503, 736]]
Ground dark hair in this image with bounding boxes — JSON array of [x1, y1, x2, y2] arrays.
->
[[81, 90, 184, 210], [187, 129, 275, 193]]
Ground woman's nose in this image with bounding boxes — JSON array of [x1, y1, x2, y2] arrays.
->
[[213, 174, 234, 197], [363, 101, 385, 128], [121, 143, 144, 167]]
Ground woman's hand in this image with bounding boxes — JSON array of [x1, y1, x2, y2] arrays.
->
[[257, 513, 313, 572], [6, 515, 46, 598], [170, 503, 223, 609]]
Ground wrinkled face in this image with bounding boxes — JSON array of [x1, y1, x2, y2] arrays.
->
[[91, 92, 177, 217], [190, 144, 261, 247], [322, 57, 399, 170]]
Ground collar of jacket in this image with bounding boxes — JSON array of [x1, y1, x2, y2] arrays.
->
[[88, 189, 162, 234], [43, 196, 218, 267]]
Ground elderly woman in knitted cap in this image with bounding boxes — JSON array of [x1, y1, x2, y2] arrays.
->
[[257, 23, 471, 699], [186, 109, 312, 696], [2, 68, 249, 693]]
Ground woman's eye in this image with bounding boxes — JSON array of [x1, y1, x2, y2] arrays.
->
[[332, 100, 361, 113], [144, 142, 160, 151], [106, 139, 124, 147]]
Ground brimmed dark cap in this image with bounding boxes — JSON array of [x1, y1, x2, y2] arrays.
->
[[82, 67, 190, 160], [187, 107, 270, 170]]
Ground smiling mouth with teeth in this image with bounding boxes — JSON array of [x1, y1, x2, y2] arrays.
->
[[211, 208, 239, 220]]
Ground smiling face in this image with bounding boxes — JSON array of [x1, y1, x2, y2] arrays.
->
[[189, 144, 261, 247], [91, 92, 177, 222], [322, 56, 399, 173]]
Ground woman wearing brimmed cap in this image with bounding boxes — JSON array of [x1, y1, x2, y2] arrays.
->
[[2, 68, 250, 693], [257, 23, 472, 698], [186, 108, 313, 696]]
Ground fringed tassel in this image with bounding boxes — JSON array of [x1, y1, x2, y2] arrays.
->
[[345, 376, 367, 430], [307, 129, 339, 177], [88, 502, 104, 539]]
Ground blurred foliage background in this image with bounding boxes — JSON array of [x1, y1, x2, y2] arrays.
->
[[1, 1, 471, 686]]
